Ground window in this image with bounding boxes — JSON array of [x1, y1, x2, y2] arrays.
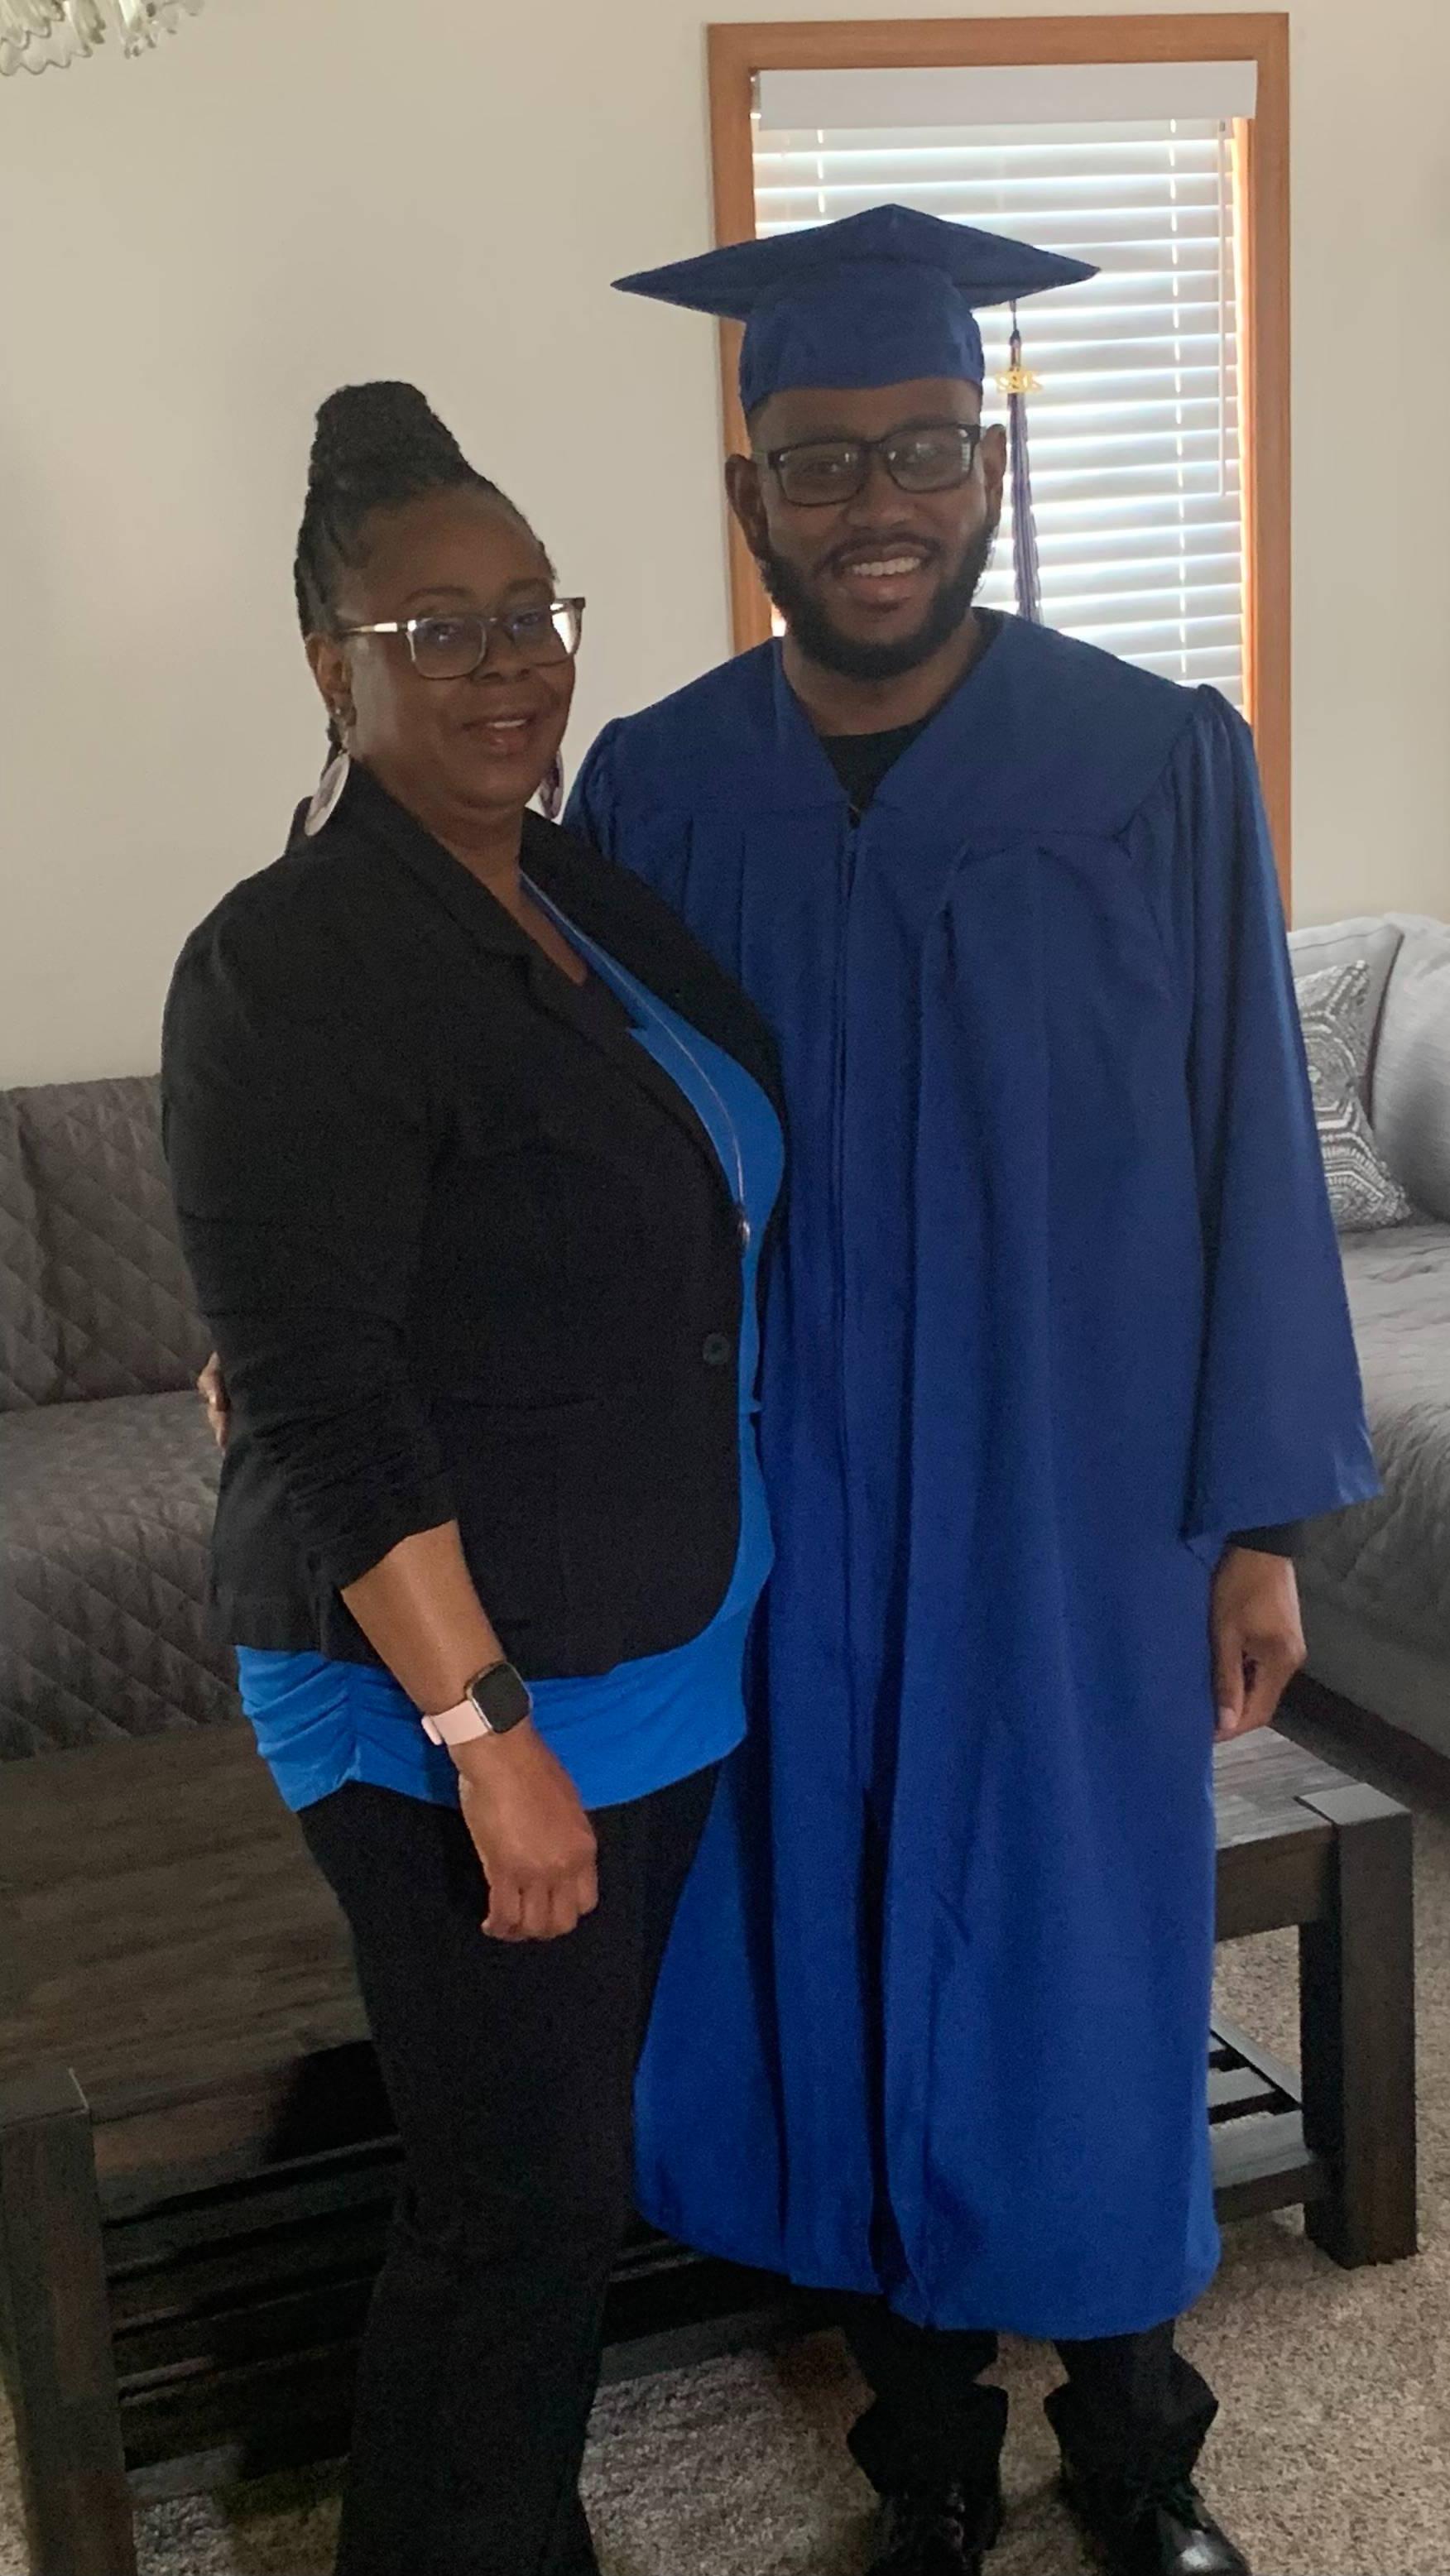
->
[[708, 18, 1292, 880]]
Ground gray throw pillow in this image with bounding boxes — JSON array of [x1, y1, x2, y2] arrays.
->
[[1287, 915, 1404, 1101], [1294, 959, 1414, 1233]]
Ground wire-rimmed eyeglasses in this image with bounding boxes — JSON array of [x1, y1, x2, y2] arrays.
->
[[338, 598, 586, 679]]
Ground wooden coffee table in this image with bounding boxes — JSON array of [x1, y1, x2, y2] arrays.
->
[[0, 1724, 1416, 2576]]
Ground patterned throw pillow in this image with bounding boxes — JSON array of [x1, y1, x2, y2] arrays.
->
[[1294, 958, 1414, 1233]]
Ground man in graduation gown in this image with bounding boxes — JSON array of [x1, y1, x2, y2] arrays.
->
[[568, 206, 1377, 2576]]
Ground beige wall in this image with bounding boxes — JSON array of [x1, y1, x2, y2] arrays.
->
[[2, 0, 1447, 1082]]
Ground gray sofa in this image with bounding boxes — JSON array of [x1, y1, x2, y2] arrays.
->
[[0, 1076, 233, 1758], [1289, 914, 1450, 1761]]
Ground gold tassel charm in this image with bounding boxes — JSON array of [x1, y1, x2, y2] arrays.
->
[[997, 309, 1041, 397]]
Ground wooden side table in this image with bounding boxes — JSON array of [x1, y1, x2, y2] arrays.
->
[[1210, 1727, 1417, 2265], [0, 1725, 1418, 2576]]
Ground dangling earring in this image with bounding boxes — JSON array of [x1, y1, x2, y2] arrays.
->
[[305, 713, 353, 837], [538, 755, 564, 824]]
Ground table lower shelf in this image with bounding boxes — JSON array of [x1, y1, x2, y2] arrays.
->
[[1209, 2015, 1328, 2223], [89, 2015, 1326, 2503]]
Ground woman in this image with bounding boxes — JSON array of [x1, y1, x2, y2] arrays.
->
[[161, 381, 783, 2576]]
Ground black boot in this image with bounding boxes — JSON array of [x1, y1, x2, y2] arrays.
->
[[866, 2475, 1006, 2575], [1059, 2455, 1251, 2576], [842, 2309, 1010, 2575]]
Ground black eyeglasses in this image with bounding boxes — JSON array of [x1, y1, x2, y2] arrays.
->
[[757, 423, 984, 509], [339, 598, 586, 679]]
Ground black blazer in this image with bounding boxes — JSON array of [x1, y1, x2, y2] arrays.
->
[[162, 762, 783, 1678]]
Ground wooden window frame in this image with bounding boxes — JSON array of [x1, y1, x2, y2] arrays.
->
[[707, 14, 1292, 889]]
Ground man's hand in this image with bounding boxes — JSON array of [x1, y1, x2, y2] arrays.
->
[[198, 1352, 230, 1450], [454, 1725, 599, 1942], [1211, 1547, 1306, 1740]]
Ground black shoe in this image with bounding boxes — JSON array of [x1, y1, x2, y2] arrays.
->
[[866, 2478, 1006, 2574], [1060, 2458, 1251, 2576]]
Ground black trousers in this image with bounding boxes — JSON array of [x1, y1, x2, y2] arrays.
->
[[300, 1763, 718, 2576], [842, 2302, 1218, 2497]]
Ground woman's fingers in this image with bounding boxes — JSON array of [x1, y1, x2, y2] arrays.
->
[[483, 1874, 525, 1941], [197, 1352, 230, 1449], [482, 1869, 573, 1943], [550, 1866, 598, 1939], [517, 1880, 556, 1944], [481, 1864, 598, 1944]]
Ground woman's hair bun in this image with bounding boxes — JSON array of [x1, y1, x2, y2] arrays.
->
[[306, 381, 473, 494]]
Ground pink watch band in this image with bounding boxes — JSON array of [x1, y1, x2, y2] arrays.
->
[[420, 1699, 492, 1749]]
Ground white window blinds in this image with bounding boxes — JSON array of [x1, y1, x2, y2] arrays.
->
[[752, 76, 1251, 702]]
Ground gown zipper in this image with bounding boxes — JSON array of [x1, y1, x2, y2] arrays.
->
[[836, 813, 860, 1749]]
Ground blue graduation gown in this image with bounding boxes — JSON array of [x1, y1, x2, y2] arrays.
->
[[567, 617, 1377, 2340]]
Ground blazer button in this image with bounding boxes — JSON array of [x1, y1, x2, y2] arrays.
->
[[701, 1332, 733, 1368]]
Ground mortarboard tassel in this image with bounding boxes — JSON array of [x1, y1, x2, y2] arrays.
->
[[998, 305, 1043, 625]]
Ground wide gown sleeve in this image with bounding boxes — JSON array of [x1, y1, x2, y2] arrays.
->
[[1145, 691, 1380, 1549], [161, 889, 455, 1594]]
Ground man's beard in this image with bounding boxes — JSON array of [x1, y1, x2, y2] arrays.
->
[[757, 519, 997, 683]]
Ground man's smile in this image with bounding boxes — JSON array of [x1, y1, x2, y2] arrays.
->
[[828, 540, 937, 616]]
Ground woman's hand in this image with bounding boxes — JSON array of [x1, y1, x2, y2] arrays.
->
[[454, 1725, 599, 1942], [338, 1528, 591, 1940], [198, 1352, 230, 1450]]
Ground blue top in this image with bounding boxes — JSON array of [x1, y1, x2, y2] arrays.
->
[[237, 909, 784, 1816]]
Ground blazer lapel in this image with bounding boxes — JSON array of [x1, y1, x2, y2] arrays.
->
[[332, 765, 732, 1201], [335, 762, 535, 969]]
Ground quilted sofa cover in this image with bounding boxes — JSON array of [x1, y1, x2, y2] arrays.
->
[[1290, 917, 1450, 1758], [0, 1077, 235, 1756]]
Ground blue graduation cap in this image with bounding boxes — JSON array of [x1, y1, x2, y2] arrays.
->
[[615, 204, 1093, 415], [614, 204, 1097, 622]]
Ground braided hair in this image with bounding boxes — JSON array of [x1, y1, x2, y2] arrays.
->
[[295, 382, 521, 747]]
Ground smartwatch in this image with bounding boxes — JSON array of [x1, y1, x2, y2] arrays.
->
[[420, 1661, 533, 1748]]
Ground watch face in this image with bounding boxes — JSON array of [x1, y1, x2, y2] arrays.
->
[[468, 1662, 533, 1733]]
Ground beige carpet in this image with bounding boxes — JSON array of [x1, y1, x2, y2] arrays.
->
[[4, 1750, 1449, 2576]]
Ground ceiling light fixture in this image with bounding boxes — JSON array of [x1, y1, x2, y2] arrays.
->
[[1, 0, 204, 78]]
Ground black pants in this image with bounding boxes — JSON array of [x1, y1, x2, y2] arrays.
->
[[842, 2302, 1218, 2497], [300, 1763, 718, 2576]]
